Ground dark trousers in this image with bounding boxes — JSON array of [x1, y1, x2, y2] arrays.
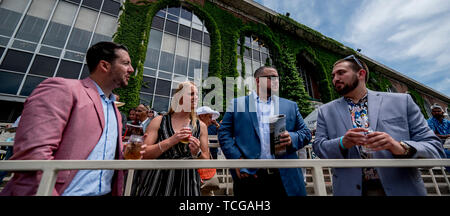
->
[[233, 168, 287, 197]]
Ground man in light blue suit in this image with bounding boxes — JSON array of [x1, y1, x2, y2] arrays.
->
[[218, 66, 312, 196], [313, 55, 445, 196]]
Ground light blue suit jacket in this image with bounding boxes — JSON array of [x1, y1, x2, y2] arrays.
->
[[218, 93, 312, 196], [313, 90, 445, 196]]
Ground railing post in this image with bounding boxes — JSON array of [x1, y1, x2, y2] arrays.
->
[[124, 169, 135, 196], [311, 165, 327, 196], [36, 168, 58, 196]]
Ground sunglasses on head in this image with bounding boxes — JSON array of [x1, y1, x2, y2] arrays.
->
[[344, 54, 364, 70]]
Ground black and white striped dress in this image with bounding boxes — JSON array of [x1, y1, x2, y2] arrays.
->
[[130, 114, 201, 196]]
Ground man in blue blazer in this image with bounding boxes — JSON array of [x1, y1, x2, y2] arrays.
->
[[218, 66, 312, 196], [313, 55, 445, 196]]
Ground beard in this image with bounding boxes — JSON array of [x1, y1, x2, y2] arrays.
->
[[334, 74, 359, 96]]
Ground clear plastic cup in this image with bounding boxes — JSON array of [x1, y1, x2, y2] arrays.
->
[[124, 134, 143, 160]]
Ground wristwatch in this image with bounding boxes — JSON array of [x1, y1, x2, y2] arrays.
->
[[399, 141, 411, 156], [192, 149, 202, 159]]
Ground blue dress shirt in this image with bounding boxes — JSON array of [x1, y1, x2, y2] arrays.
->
[[62, 80, 118, 196]]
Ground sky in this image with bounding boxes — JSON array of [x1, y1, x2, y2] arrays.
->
[[254, 0, 450, 97]]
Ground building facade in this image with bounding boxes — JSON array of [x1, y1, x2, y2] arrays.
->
[[0, 0, 448, 122]]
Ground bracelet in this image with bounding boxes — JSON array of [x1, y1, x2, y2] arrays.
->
[[158, 142, 164, 153], [339, 136, 346, 149], [192, 149, 202, 159]]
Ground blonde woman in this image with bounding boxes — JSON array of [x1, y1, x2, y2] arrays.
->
[[130, 81, 209, 196]]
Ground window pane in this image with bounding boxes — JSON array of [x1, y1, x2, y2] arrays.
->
[[244, 58, 252, 77], [42, 1, 78, 48], [143, 68, 156, 76], [64, 51, 85, 62], [102, 0, 120, 16], [191, 29, 202, 43], [204, 33, 210, 46], [175, 37, 188, 57], [158, 71, 172, 80], [192, 14, 202, 24], [167, 7, 180, 16], [189, 42, 201, 61], [0, 0, 29, 37], [158, 51, 174, 72], [139, 93, 153, 107], [80, 64, 89, 79], [252, 49, 260, 61], [155, 79, 171, 96], [178, 24, 190, 39], [202, 46, 210, 62], [151, 16, 164, 30], [202, 62, 208, 79], [164, 20, 177, 35], [153, 95, 169, 112], [66, 7, 97, 53], [91, 13, 117, 44], [141, 76, 155, 94], [0, 49, 33, 72], [174, 55, 187, 76], [243, 47, 251, 58], [15, 0, 55, 43], [167, 14, 178, 22], [148, 29, 163, 50], [188, 59, 201, 77], [180, 8, 192, 21], [0, 47, 4, 56], [82, 0, 102, 10], [161, 33, 176, 53], [0, 71, 23, 94], [20, 75, 46, 96], [56, 60, 81, 79], [144, 48, 159, 69], [29, 55, 58, 77], [11, 40, 37, 52]]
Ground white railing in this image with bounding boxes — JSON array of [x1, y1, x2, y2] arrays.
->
[[1, 159, 449, 196]]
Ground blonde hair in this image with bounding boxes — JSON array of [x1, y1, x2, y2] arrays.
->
[[168, 81, 198, 131]]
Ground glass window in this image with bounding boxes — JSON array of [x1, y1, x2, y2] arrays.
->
[[11, 40, 37, 52], [0, 71, 23, 94], [80, 64, 89, 79], [141, 76, 155, 94], [153, 95, 169, 112], [102, 0, 120, 16], [39, 45, 62, 57], [244, 58, 252, 77], [158, 71, 172, 80], [82, 0, 102, 10], [148, 29, 163, 50], [66, 7, 97, 53], [29, 55, 58, 77], [91, 13, 117, 45], [155, 79, 171, 96], [202, 62, 208, 79], [192, 14, 202, 25], [164, 20, 178, 35], [188, 59, 201, 78], [140, 93, 153, 107], [151, 16, 164, 30], [180, 8, 192, 21], [20, 75, 46, 96], [158, 51, 174, 72], [144, 48, 159, 69], [203, 33, 210, 46], [56, 60, 82, 79], [15, 0, 55, 43], [176, 37, 189, 57], [178, 24, 190, 39], [167, 7, 180, 16], [174, 55, 187, 76], [64, 51, 85, 62], [161, 33, 176, 53], [191, 29, 202, 43], [0, 47, 4, 57], [202, 46, 210, 62], [252, 50, 260, 61], [0, 0, 29, 37], [0, 49, 33, 72], [42, 1, 78, 48], [189, 42, 201, 61], [143, 68, 156, 77]]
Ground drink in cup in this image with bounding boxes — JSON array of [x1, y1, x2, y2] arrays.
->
[[180, 121, 192, 144], [124, 134, 143, 160], [361, 128, 374, 154]]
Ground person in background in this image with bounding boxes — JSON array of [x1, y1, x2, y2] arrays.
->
[[313, 55, 444, 196], [196, 106, 221, 159], [0, 41, 142, 196], [127, 108, 137, 124], [218, 66, 312, 197], [135, 104, 150, 132], [131, 81, 209, 196], [427, 103, 450, 172]]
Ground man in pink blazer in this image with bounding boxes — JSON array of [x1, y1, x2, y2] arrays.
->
[[1, 42, 135, 196]]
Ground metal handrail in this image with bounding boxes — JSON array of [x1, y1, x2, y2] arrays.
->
[[1, 159, 449, 196]]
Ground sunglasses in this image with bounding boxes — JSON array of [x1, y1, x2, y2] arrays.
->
[[344, 55, 364, 70]]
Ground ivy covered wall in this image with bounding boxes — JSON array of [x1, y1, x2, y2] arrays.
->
[[113, 0, 432, 118]]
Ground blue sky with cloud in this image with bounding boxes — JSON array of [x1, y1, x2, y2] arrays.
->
[[255, 0, 450, 97]]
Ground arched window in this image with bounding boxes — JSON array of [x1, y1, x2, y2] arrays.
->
[[237, 35, 271, 78], [141, 6, 210, 112]]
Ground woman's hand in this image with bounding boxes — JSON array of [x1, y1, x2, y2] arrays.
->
[[170, 127, 192, 144], [188, 136, 201, 157]]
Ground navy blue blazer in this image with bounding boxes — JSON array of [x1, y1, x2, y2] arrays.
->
[[218, 93, 312, 196]]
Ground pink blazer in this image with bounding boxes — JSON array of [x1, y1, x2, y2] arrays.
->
[[0, 77, 124, 196]]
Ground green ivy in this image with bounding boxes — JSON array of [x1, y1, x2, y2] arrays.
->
[[408, 88, 429, 119]]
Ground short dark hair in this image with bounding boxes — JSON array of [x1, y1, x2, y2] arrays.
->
[[254, 66, 277, 78], [86, 41, 129, 74], [334, 55, 370, 83]]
